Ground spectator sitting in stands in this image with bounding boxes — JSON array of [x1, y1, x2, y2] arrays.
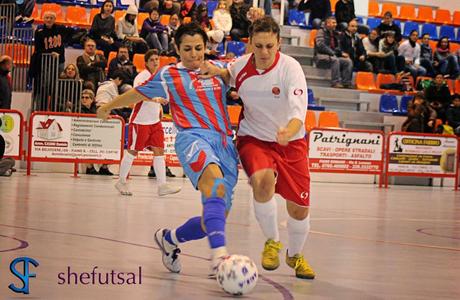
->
[[419, 33, 437, 77], [90, 0, 120, 59], [229, 0, 251, 41], [334, 0, 356, 31], [0, 134, 15, 177], [398, 30, 426, 80], [402, 93, 437, 133], [160, 0, 181, 16], [213, 0, 232, 35], [434, 37, 460, 79], [446, 94, 460, 136], [195, 2, 212, 31], [108, 45, 138, 93], [59, 64, 80, 80], [206, 30, 225, 59], [376, 11, 402, 43], [362, 29, 384, 73], [116, 4, 148, 56], [340, 19, 372, 72], [140, 9, 169, 53], [314, 16, 353, 88], [167, 13, 181, 37], [77, 38, 107, 92], [378, 32, 404, 74], [297, 0, 332, 29], [424, 73, 451, 122], [13, 0, 35, 24], [0, 55, 13, 109]]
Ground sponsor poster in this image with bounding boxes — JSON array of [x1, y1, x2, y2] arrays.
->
[[0, 111, 22, 158], [133, 122, 180, 167], [309, 129, 384, 173], [30, 114, 123, 161], [388, 134, 458, 174]]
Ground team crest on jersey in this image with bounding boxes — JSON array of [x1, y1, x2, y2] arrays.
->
[[294, 88, 303, 96], [190, 78, 221, 93], [272, 87, 280, 95]]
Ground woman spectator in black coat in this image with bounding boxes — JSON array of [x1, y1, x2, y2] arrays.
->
[[90, 0, 120, 58]]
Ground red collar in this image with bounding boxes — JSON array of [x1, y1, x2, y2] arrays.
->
[[248, 51, 280, 75]]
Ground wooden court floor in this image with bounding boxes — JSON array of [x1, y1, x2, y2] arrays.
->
[[0, 173, 459, 299]]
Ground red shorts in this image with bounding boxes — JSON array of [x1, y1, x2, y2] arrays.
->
[[237, 135, 310, 207], [128, 122, 164, 151]]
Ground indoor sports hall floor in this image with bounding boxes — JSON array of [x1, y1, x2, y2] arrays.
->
[[0, 173, 459, 299]]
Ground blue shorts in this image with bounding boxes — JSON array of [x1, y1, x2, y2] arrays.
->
[[175, 128, 239, 211]]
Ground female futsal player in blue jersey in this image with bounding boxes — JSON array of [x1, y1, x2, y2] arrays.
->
[[97, 23, 238, 276]]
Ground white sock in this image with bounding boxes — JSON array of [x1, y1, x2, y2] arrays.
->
[[211, 246, 228, 260], [154, 156, 167, 185], [253, 197, 279, 241], [119, 152, 136, 184], [287, 214, 310, 257]]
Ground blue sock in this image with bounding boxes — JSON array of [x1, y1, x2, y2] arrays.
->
[[203, 197, 226, 249], [165, 216, 206, 245]]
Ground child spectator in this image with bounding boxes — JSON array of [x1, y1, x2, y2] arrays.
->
[[402, 93, 437, 133]]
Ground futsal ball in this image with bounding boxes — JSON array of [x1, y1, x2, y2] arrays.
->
[[216, 255, 258, 296]]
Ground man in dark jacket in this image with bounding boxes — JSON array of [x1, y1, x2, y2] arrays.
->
[[298, 0, 331, 28], [335, 0, 356, 30], [419, 33, 436, 77], [314, 16, 353, 88], [446, 94, 460, 136], [77, 38, 107, 92], [340, 19, 372, 72], [107, 45, 137, 92], [230, 0, 251, 41], [0, 56, 12, 109], [376, 11, 402, 42], [424, 73, 451, 122]]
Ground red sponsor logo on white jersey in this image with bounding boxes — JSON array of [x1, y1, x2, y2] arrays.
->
[[294, 88, 303, 96], [272, 87, 281, 95]]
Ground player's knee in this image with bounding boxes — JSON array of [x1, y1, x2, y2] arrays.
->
[[289, 207, 309, 220], [251, 175, 275, 202], [201, 177, 226, 199]]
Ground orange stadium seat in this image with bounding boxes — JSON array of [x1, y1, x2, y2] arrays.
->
[[114, 10, 125, 22], [227, 105, 242, 126], [4, 44, 34, 66], [137, 12, 149, 31], [356, 72, 377, 90], [309, 29, 317, 48], [96, 49, 104, 56], [160, 14, 171, 26], [450, 43, 460, 54], [183, 17, 191, 24], [398, 5, 416, 21], [305, 110, 316, 132], [66, 6, 89, 27], [434, 9, 452, 25], [31, 5, 39, 19], [330, 0, 338, 12], [381, 3, 397, 17], [453, 11, 460, 26], [417, 7, 434, 23], [455, 80, 460, 94], [89, 8, 100, 24], [318, 111, 340, 128], [133, 54, 145, 71], [107, 51, 117, 63], [447, 79, 455, 95], [368, 1, 379, 17], [429, 40, 437, 52]]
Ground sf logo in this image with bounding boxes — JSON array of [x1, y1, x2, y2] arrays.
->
[[8, 257, 39, 294]]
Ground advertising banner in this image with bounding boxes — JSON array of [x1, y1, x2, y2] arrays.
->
[[0, 110, 23, 159]]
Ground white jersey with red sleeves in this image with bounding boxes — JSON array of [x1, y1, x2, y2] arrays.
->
[[228, 52, 308, 142], [130, 69, 161, 125]]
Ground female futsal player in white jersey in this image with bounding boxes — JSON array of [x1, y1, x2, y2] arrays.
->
[[201, 16, 315, 279]]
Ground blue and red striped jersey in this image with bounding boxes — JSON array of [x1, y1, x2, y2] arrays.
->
[[135, 62, 232, 136]]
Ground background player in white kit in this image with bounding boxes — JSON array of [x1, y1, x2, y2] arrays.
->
[[116, 49, 181, 196], [201, 16, 315, 279]]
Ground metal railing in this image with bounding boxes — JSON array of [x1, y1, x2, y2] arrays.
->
[[10, 27, 34, 92], [0, 3, 15, 49], [33, 53, 60, 112], [56, 79, 84, 113]]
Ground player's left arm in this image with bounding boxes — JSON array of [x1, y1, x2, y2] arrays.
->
[[199, 61, 231, 85], [276, 61, 308, 146]]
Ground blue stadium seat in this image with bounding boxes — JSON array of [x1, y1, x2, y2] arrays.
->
[[356, 16, 364, 24], [439, 25, 456, 41], [288, 9, 306, 27], [399, 95, 413, 114], [226, 41, 246, 57], [307, 88, 326, 110], [207, 1, 218, 18], [216, 41, 225, 54], [393, 19, 402, 29], [366, 17, 381, 30], [422, 23, 438, 40], [403, 21, 419, 37], [379, 94, 399, 113]]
